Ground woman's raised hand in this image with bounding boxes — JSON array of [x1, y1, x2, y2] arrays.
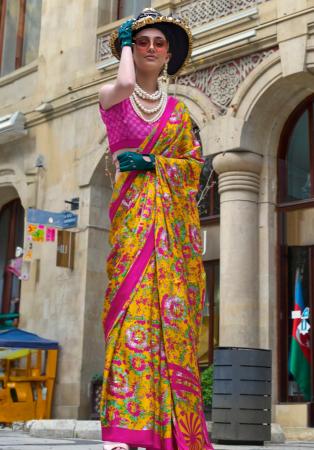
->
[[118, 19, 135, 48], [117, 152, 155, 172], [99, 19, 135, 110]]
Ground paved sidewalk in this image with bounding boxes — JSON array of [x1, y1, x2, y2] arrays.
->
[[1, 430, 314, 450], [0, 430, 103, 450]]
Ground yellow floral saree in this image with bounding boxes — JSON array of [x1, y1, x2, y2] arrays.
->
[[100, 97, 213, 450]]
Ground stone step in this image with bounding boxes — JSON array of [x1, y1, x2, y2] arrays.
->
[[283, 427, 314, 441]]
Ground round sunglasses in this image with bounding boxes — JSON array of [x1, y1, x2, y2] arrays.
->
[[133, 36, 168, 52]]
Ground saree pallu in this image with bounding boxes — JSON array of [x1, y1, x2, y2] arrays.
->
[[100, 97, 213, 450]]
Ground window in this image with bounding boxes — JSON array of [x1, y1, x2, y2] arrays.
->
[[278, 241, 314, 407], [278, 95, 314, 203], [198, 260, 220, 368], [277, 95, 314, 424], [0, 199, 24, 315], [193, 122, 220, 220], [117, 0, 151, 19], [0, 0, 42, 77], [197, 156, 220, 220], [98, 1, 151, 26]]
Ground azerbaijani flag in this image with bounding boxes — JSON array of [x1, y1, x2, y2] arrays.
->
[[289, 269, 311, 401]]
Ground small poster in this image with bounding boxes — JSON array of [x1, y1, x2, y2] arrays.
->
[[46, 227, 56, 242], [27, 223, 45, 242], [24, 240, 33, 261], [27, 223, 56, 243]]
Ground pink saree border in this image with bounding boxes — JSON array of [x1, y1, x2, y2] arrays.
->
[[104, 225, 155, 340], [172, 382, 199, 396], [101, 426, 176, 449], [168, 362, 200, 387], [109, 96, 178, 223], [172, 373, 200, 390], [168, 366, 213, 449], [174, 420, 213, 450]]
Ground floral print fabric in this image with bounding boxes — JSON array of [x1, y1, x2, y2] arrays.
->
[[100, 100, 213, 450]]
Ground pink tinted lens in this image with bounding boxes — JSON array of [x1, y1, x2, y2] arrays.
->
[[134, 37, 167, 51]]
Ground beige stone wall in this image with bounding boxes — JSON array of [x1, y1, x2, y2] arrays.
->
[[1, 0, 314, 422], [0, 0, 110, 419]]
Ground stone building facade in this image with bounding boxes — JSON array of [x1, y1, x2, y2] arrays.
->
[[0, 0, 314, 427]]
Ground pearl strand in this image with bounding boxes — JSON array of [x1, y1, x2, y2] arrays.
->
[[130, 92, 167, 123], [134, 81, 162, 100], [132, 90, 165, 114]]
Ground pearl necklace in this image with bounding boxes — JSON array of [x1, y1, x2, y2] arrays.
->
[[135, 81, 162, 100], [130, 91, 167, 123], [132, 90, 165, 114]]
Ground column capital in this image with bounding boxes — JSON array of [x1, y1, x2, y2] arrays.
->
[[212, 151, 262, 175], [213, 151, 262, 198]]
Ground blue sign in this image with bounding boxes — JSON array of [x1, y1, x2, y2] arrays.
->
[[27, 208, 78, 229], [61, 212, 78, 228]]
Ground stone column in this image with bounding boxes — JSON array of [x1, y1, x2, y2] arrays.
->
[[213, 151, 262, 348]]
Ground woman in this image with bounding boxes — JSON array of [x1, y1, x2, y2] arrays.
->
[[99, 8, 213, 450]]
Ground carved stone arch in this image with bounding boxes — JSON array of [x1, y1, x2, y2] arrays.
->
[[206, 45, 314, 159], [170, 84, 215, 124], [229, 52, 314, 158], [0, 185, 20, 210], [0, 168, 29, 209]]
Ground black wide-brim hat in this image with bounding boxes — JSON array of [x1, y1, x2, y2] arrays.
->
[[110, 8, 192, 77]]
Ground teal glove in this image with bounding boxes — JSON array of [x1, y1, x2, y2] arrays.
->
[[118, 19, 135, 48], [117, 152, 155, 172]]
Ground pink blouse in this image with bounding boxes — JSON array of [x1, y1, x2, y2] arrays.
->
[[99, 98, 161, 153]]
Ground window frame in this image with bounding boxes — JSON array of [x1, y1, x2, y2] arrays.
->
[[277, 95, 314, 424], [192, 121, 220, 223], [277, 237, 314, 414], [198, 157, 220, 224], [0, 0, 28, 75], [277, 94, 314, 204], [117, 0, 126, 19], [117, 0, 151, 20], [199, 260, 220, 368]]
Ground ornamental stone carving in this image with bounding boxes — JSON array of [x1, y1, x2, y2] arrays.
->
[[97, 33, 111, 62], [210, 64, 239, 107], [177, 47, 278, 115], [176, 0, 270, 28]]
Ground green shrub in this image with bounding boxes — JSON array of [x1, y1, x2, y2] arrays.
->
[[91, 373, 103, 383], [201, 365, 213, 408]]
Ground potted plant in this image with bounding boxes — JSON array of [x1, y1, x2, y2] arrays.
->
[[90, 373, 103, 420], [201, 365, 213, 420]]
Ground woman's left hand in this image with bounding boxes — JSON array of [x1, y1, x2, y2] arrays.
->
[[118, 18, 135, 48], [117, 152, 155, 172]]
